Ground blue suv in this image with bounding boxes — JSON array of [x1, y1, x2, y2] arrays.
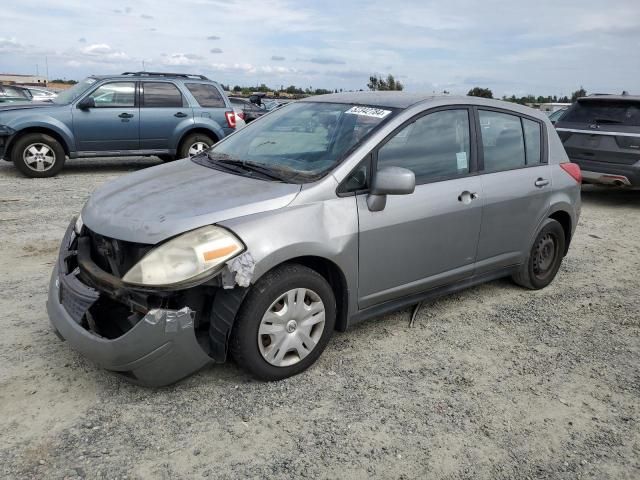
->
[[0, 72, 240, 177]]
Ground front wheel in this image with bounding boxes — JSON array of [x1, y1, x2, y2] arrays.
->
[[178, 133, 215, 159], [230, 264, 336, 380], [512, 218, 566, 290], [11, 133, 66, 178]]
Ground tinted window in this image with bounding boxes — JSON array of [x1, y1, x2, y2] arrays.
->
[[88, 82, 135, 107], [479, 110, 525, 172], [186, 83, 225, 108], [561, 101, 640, 126], [143, 82, 183, 108], [377, 109, 471, 182], [522, 118, 542, 164]]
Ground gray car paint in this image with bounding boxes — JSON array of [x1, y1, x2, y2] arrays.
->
[[50, 93, 580, 386]]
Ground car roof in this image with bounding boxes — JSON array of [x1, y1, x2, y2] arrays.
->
[[300, 91, 548, 118], [578, 94, 640, 103], [88, 74, 218, 83]]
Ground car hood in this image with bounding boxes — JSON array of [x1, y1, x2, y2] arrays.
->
[[82, 159, 302, 244], [0, 102, 56, 113]]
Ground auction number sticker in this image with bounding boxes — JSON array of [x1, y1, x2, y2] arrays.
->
[[345, 106, 391, 118]]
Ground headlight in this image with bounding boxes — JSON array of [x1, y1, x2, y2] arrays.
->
[[74, 214, 84, 234], [123, 226, 244, 287]]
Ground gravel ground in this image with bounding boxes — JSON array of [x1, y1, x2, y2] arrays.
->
[[0, 158, 638, 480]]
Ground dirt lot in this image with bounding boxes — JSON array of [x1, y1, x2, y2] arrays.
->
[[0, 158, 638, 480]]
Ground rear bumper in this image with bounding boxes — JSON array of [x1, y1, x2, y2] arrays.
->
[[570, 158, 640, 187], [46, 222, 212, 387]]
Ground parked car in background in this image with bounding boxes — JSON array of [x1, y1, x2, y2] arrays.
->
[[0, 84, 32, 103], [555, 94, 640, 187], [230, 97, 267, 123], [0, 72, 240, 177], [47, 92, 581, 386], [548, 107, 568, 124], [24, 86, 58, 102]]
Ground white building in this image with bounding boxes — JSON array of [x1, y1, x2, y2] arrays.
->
[[0, 74, 48, 86]]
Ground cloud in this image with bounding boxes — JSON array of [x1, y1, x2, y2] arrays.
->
[[210, 48, 223, 54], [207, 35, 221, 40], [141, 14, 153, 20], [308, 57, 346, 65], [78, 37, 86, 43], [163, 53, 203, 66], [271, 55, 285, 61], [0, 37, 23, 53], [80, 43, 130, 62]]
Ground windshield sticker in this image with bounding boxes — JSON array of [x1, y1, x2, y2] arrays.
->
[[345, 106, 391, 119]]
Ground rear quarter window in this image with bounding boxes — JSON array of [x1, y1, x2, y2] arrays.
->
[[185, 83, 226, 108]]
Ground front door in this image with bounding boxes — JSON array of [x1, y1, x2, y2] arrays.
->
[[139, 81, 193, 151], [357, 107, 483, 309], [73, 81, 139, 152]]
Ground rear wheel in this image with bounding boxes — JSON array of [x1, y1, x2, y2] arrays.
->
[[230, 264, 336, 380], [512, 218, 566, 290], [12, 133, 66, 178], [178, 133, 215, 159]]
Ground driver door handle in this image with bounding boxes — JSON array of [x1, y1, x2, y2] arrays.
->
[[535, 178, 550, 188], [174, 112, 188, 118], [458, 191, 479, 203], [118, 112, 134, 119]]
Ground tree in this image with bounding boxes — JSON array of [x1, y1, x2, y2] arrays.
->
[[232, 85, 242, 92], [571, 87, 587, 102], [367, 74, 404, 91], [467, 87, 493, 98]]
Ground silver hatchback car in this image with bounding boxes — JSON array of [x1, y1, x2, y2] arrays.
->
[[47, 93, 581, 386]]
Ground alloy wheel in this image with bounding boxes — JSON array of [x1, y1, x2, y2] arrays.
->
[[23, 143, 56, 172], [188, 142, 209, 156]]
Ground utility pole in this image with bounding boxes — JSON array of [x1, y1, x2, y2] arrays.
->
[[142, 60, 146, 71], [45, 56, 49, 84]]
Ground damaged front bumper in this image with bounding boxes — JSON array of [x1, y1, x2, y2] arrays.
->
[[46, 222, 213, 386]]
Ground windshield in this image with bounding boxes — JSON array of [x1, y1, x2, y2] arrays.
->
[[52, 77, 98, 105], [195, 102, 395, 182]]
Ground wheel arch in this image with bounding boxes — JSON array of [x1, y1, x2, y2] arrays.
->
[[176, 127, 220, 156], [7, 126, 71, 159], [548, 209, 572, 256]]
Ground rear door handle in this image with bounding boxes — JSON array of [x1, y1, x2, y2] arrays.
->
[[118, 113, 134, 119], [174, 112, 188, 118], [458, 191, 479, 203], [535, 178, 550, 188]]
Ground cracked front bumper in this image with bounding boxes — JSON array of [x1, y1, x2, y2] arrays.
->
[[46, 222, 212, 387]]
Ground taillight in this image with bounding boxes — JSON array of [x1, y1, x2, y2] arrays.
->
[[560, 162, 582, 184], [225, 111, 237, 129]]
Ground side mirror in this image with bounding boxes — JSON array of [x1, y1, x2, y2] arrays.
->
[[77, 97, 95, 110], [367, 166, 415, 212]]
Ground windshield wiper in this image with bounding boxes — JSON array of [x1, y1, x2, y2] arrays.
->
[[593, 117, 623, 124], [205, 154, 288, 181]]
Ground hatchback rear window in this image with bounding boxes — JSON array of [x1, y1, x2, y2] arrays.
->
[[185, 83, 226, 108], [562, 101, 640, 126]]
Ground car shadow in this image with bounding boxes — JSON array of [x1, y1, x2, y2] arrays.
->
[[0, 156, 165, 178], [581, 185, 640, 208]]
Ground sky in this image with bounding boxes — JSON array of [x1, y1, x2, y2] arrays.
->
[[1, 0, 638, 97]]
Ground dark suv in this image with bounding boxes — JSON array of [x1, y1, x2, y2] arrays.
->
[[555, 94, 640, 187], [0, 72, 240, 177]]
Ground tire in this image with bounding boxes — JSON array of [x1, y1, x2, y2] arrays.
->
[[230, 264, 336, 381], [178, 133, 215, 159], [11, 133, 66, 178], [512, 218, 566, 290]]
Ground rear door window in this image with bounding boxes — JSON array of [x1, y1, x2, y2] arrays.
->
[[562, 101, 640, 126], [142, 82, 183, 108], [479, 110, 526, 172], [185, 83, 226, 108], [522, 118, 542, 164]]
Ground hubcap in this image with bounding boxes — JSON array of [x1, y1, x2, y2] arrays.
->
[[23, 143, 56, 172], [258, 288, 325, 367], [188, 141, 209, 156], [533, 233, 556, 277]]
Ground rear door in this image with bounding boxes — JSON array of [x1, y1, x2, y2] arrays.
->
[[139, 81, 193, 151], [474, 108, 552, 273], [73, 81, 139, 152], [356, 107, 483, 309], [184, 82, 232, 135]]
